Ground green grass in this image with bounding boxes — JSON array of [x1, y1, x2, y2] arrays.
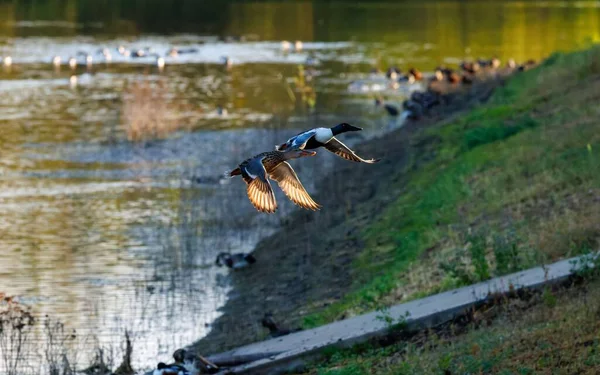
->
[[306, 276, 600, 375], [304, 45, 600, 327]]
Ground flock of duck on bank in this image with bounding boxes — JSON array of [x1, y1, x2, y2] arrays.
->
[[371, 56, 537, 119]]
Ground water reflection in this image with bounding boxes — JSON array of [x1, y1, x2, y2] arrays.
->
[[0, 0, 599, 371]]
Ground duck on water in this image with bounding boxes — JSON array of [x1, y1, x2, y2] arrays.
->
[[151, 348, 219, 375], [215, 252, 256, 269]]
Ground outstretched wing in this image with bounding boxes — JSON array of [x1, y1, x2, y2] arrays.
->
[[269, 162, 321, 211], [275, 129, 317, 151], [241, 157, 277, 213], [324, 137, 380, 163]]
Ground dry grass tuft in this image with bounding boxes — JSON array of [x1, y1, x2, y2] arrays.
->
[[122, 79, 188, 142]]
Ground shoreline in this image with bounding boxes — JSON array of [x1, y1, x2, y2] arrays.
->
[[190, 69, 512, 356]]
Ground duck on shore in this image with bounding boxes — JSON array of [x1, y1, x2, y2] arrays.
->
[[375, 98, 400, 117], [216, 252, 256, 269], [276, 123, 380, 164], [261, 313, 302, 338], [151, 349, 219, 375], [229, 149, 321, 213], [173, 349, 219, 375]]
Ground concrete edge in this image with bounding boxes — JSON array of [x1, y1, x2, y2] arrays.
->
[[211, 253, 597, 374]]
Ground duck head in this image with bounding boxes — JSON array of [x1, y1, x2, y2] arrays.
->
[[173, 348, 186, 363], [215, 253, 232, 267], [331, 122, 362, 136]]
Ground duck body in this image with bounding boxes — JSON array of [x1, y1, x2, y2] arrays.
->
[[261, 313, 302, 338], [375, 98, 400, 117], [172, 349, 220, 375], [230, 150, 321, 213], [216, 252, 256, 269], [276, 123, 379, 164], [152, 362, 188, 375]]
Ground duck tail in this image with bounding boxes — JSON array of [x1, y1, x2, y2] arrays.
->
[[228, 168, 241, 177]]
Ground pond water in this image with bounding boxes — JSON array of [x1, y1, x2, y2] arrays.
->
[[0, 0, 599, 371]]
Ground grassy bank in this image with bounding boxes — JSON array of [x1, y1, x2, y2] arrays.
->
[[304, 46, 600, 327], [307, 273, 600, 374]]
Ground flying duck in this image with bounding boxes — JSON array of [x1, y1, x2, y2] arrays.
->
[[216, 252, 256, 269], [276, 123, 379, 164], [172, 349, 219, 375], [229, 149, 321, 213]]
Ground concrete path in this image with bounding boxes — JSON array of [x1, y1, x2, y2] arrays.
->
[[207, 254, 594, 374]]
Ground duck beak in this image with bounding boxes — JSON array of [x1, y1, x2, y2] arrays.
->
[[346, 124, 363, 132]]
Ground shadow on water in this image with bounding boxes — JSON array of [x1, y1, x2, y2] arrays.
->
[[0, 0, 599, 371]]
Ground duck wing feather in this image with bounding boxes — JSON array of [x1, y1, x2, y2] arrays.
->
[[324, 137, 380, 163], [275, 129, 317, 151], [241, 157, 277, 213], [269, 162, 321, 211]]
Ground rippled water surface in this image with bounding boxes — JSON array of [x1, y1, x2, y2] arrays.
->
[[0, 0, 599, 370]]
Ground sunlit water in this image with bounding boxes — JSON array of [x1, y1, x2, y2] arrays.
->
[[0, 0, 599, 371]]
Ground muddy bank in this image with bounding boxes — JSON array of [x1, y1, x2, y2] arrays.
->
[[190, 72, 511, 355]]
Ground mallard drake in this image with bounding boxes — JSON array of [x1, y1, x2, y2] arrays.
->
[[276, 123, 379, 164], [229, 150, 321, 213], [375, 98, 399, 117], [172, 349, 219, 375], [216, 252, 256, 269]]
